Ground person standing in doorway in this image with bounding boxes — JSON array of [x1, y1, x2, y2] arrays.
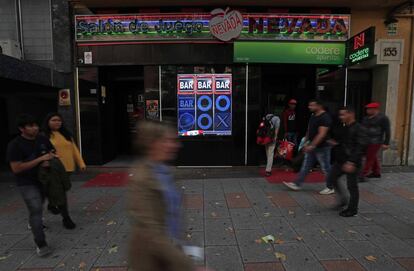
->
[[360, 102, 391, 179], [283, 99, 334, 195], [7, 114, 55, 256], [264, 113, 280, 176], [282, 99, 298, 146], [42, 112, 86, 229], [327, 107, 366, 217]]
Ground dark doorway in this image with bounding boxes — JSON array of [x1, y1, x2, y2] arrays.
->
[[247, 64, 318, 166]]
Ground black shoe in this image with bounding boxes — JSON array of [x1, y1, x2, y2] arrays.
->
[[62, 217, 76, 229], [48, 204, 60, 215], [366, 174, 381, 179], [339, 209, 358, 217], [265, 171, 272, 177]]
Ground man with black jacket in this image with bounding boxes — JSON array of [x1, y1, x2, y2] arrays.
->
[[328, 107, 366, 217], [361, 102, 391, 179]]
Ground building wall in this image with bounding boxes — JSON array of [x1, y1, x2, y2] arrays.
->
[[21, 0, 53, 63], [0, 0, 18, 40], [351, 9, 414, 165]]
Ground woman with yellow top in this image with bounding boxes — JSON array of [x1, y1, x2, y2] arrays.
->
[[42, 113, 86, 229]]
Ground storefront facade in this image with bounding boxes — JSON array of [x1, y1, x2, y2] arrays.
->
[[71, 2, 414, 167], [74, 9, 351, 166]]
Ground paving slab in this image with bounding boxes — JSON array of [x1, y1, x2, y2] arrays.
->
[[273, 243, 325, 271], [339, 240, 406, 271], [205, 218, 236, 246], [0, 250, 34, 270], [230, 208, 261, 230], [54, 248, 104, 271], [354, 225, 414, 258], [312, 216, 366, 241], [205, 246, 243, 271], [235, 229, 275, 263], [93, 232, 129, 267], [204, 200, 230, 219], [260, 217, 298, 242]]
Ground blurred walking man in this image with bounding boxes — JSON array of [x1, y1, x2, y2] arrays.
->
[[283, 99, 334, 195], [361, 102, 390, 179], [328, 107, 366, 217]]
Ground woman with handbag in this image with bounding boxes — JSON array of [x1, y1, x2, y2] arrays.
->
[[42, 112, 85, 229]]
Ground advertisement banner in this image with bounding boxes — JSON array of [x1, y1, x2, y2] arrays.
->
[[75, 13, 350, 43], [177, 74, 232, 136], [234, 41, 345, 65], [345, 27, 375, 66], [146, 100, 159, 120]]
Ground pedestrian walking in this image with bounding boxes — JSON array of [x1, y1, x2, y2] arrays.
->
[[42, 112, 85, 229], [283, 99, 334, 195], [327, 107, 367, 217], [360, 102, 390, 179], [264, 113, 280, 176], [6, 114, 55, 256], [128, 121, 211, 271], [282, 99, 298, 146]]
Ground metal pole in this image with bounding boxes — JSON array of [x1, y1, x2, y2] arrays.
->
[[344, 67, 348, 106], [74, 67, 82, 155], [245, 63, 249, 165], [16, 0, 24, 59], [159, 65, 162, 121]]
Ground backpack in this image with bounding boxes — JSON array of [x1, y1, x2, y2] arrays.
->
[[256, 115, 276, 145]]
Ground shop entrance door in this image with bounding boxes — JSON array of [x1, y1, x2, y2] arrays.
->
[[247, 64, 317, 166]]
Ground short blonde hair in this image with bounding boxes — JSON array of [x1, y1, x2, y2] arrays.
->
[[134, 121, 175, 158]]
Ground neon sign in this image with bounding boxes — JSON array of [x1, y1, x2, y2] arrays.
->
[[75, 13, 350, 43], [346, 27, 375, 65]]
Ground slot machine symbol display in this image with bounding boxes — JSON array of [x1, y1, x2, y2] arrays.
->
[[214, 76, 232, 133], [177, 74, 232, 136]]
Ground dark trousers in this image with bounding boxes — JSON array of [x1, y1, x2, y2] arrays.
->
[[18, 185, 47, 247], [329, 163, 359, 212], [362, 144, 382, 176]]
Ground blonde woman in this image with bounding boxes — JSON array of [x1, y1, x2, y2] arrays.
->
[[128, 121, 211, 271], [42, 112, 85, 229]]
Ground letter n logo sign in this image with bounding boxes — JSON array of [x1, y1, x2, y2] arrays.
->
[[354, 33, 365, 50]]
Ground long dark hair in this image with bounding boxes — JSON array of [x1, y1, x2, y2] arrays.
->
[[42, 112, 73, 141]]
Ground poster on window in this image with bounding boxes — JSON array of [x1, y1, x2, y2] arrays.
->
[[146, 100, 159, 120], [177, 74, 232, 136]]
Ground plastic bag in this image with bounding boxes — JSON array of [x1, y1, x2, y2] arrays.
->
[[277, 140, 295, 161]]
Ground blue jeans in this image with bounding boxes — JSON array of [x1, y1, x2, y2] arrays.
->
[[294, 146, 332, 188], [19, 185, 47, 247], [286, 132, 298, 147]]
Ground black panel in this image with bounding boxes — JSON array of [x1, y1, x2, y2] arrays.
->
[[77, 43, 234, 66]]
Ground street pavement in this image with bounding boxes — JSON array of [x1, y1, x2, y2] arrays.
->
[[0, 169, 414, 271]]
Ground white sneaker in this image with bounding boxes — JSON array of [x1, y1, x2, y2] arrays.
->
[[36, 245, 52, 257], [319, 187, 335, 195], [283, 182, 301, 191]]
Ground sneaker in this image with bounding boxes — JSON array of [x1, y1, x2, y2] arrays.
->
[[36, 245, 52, 257], [319, 187, 335, 195], [366, 173, 381, 179], [283, 182, 301, 191], [63, 217, 76, 230], [339, 209, 358, 217], [265, 171, 272, 177]]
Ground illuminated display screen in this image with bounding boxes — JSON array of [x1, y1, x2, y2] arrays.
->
[[346, 27, 375, 66], [177, 74, 232, 137], [75, 13, 350, 42]]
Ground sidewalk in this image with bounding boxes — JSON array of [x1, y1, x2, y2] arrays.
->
[[0, 169, 414, 271]]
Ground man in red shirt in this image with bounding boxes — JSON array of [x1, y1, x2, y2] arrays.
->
[[282, 99, 298, 146]]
